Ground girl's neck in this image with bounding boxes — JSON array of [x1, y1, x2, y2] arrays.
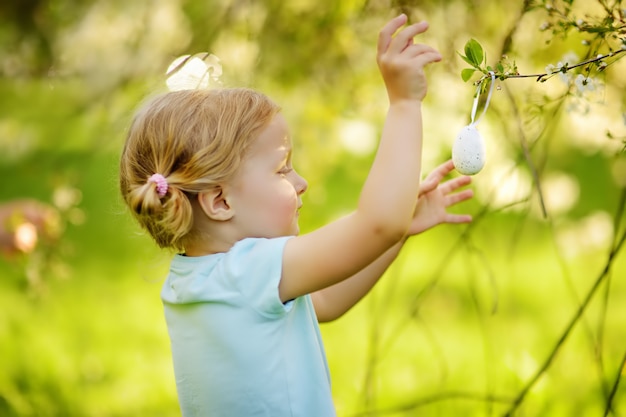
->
[[184, 237, 234, 257]]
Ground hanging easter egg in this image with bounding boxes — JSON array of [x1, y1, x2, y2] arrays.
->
[[452, 124, 486, 175]]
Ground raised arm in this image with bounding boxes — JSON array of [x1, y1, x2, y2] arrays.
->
[[279, 15, 442, 303], [311, 160, 474, 322]]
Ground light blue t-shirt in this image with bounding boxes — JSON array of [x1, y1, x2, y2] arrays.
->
[[161, 237, 336, 417]]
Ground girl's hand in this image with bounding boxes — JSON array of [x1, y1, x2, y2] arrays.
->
[[407, 160, 474, 235], [377, 14, 442, 103]]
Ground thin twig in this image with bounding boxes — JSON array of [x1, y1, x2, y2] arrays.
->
[[503, 189, 626, 416], [604, 349, 626, 417], [474, 48, 626, 85], [348, 390, 515, 416], [504, 84, 549, 218], [598, 187, 626, 415]]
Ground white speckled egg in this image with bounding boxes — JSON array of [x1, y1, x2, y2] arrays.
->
[[452, 124, 486, 175]]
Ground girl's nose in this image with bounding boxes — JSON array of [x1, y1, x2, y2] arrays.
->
[[294, 171, 308, 195]]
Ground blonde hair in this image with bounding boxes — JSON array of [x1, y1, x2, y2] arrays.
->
[[120, 88, 281, 251]]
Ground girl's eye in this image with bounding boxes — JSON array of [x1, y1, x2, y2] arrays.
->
[[278, 167, 293, 175]]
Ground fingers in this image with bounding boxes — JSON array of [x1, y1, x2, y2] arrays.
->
[[387, 21, 430, 56], [403, 43, 440, 57], [403, 46, 442, 70], [377, 15, 433, 57], [415, 51, 443, 68], [419, 177, 439, 195], [377, 15, 441, 102], [439, 175, 472, 195], [420, 160, 456, 194], [420, 160, 474, 207], [377, 14, 408, 56], [442, 187, 473, 224], [423, 160, 473, 188], [445, 188, 474, 206], [426, 160, 455, 182], [444, 213, 473, 224]]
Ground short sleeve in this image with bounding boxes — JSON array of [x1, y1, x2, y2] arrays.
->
[[221, 236, 293, 317]]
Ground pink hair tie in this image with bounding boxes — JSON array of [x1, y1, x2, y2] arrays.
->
[[148, 173, 168, 198]]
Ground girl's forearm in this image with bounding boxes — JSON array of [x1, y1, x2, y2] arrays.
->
[[311, 239, 405, 322], [358, 101, 423, 237]]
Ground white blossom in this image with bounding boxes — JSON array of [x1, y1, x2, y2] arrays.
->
[[574, 74, 595, 93], [561, 52, 579, 66], [554, 61, 571, 84]]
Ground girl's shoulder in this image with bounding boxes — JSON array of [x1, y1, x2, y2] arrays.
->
[[163, 236, 294, 313]]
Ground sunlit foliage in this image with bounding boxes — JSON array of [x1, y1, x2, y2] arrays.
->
[[0, 0, 624, 416]]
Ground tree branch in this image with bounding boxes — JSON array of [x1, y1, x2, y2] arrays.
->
[[502, 188, 626, 417], [474, 48, 626, 85], [603, 349, 626, 417]]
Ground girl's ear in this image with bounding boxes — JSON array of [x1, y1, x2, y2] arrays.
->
[[197, 186, 234, 221]]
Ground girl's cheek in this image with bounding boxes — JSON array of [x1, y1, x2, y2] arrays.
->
[[279, 187, 299, 214]]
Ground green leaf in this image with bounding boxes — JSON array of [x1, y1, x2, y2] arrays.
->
[[456, 51, 479, 68], [464, 39, 484, 67], [461, 68, 476, 82]]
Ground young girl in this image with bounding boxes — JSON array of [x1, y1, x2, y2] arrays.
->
[[120, 15, 473, 417]]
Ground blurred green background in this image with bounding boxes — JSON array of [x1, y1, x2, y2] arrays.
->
[[1, 0, 625, 416]]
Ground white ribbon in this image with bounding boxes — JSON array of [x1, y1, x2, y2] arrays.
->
[[469, 71, 496, 126]]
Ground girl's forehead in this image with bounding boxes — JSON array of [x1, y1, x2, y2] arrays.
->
[[248, 114, 292, 155]]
